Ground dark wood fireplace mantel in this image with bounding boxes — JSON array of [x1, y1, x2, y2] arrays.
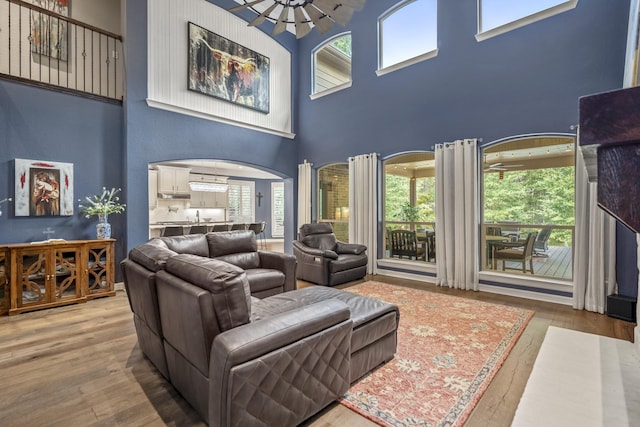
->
[[579, 86, 640, 234]]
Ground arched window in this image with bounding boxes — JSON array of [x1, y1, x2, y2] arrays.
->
[[477, 0, 578, 41], [481, 135, 575, 280], [317, 163, 349, 242], [383, 152, 436, 263], [378, 0, 438, 75], [311, 33, 352, 98]]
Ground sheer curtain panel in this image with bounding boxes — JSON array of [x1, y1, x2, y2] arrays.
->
[[573, 148, 617, 313], [435, 139, 479, 290], [349, 153, 378, 275], [297, 161, 312, 232]]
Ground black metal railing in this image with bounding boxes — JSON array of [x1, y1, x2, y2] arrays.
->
[[1, 0, 123, 103]]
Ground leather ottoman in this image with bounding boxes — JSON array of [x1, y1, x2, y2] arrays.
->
[[252, 286, 399, 382]]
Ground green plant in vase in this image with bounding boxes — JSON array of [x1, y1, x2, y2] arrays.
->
[[79, 187, 126, 239]]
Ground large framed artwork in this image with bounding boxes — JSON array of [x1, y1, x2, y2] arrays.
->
[[14, 159, 74, 217], [188, 22, 270, 113], [29, 0, 70, 61]]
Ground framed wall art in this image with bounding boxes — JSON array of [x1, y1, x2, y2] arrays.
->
[[14, 159, 74, 217], [188, 22, 270, 113], [29, 0, 70, 61]]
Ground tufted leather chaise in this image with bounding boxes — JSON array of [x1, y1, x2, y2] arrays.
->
[[121, 231, 399, 426]]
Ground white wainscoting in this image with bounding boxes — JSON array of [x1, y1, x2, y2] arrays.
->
[[147, 0, 293, 138]]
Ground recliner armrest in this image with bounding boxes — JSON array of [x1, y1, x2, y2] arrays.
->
[[336, 242, 367, 255], [292, 241, 326, 257], [258, 251, 297, 292]]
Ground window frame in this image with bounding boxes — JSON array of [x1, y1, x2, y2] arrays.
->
[[476, 0, 579, 42], [310, 32, 353, 100], [227, 179, 255, 223], [317, 163, 350, 242], [271, 181, 284, 238], [377, 0, 439, 77]]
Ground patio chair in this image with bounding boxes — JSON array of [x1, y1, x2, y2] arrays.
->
[[534, 228, 552, 257], [494, 231, 538, 274], [487, 226, 502, 236], [389, 230, 425, 261]]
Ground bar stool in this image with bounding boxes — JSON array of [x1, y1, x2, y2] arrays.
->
[[189, 225, 208, 234], [230, 223, 247, 231], [248, 221, 266, 249], [212, 224, 231, 232], [162, 226, 184, 237]]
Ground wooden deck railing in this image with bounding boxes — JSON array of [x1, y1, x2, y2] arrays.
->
[[0, 0, 123, 103]]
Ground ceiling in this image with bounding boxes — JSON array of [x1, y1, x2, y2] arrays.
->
[[154, 160, 281, 180]]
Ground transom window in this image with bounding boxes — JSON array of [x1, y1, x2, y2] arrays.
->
[[312, 33, 352, 98], [477, 0, 578, 41], [378, 0, 438, 74]]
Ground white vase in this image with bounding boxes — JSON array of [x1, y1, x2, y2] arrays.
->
[[96, 214, 111, 239]]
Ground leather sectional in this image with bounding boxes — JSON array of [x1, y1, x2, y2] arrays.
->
[[121, 230, 399, 426]]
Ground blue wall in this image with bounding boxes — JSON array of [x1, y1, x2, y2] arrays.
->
[[0, 81, 126, 261], [294, 0, 637, 296], [1, 0, 637, 296], [123, 0, 299, 251]]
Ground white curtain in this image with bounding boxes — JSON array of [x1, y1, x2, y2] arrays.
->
[[349, 153, 378, 275], [573, 148, 617, 313], [435, 139, 479, 290], [297, 161, 312, 232]]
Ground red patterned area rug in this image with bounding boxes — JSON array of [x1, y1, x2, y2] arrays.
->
[[340, 281, 534, 427]]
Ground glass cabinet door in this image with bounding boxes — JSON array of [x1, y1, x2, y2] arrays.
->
[[52, 247, 81, 302], [17, 249, 49, 307], [85, 242, 113, 296]]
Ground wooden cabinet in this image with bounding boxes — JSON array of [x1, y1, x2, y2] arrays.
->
[[156, 165, 190, 194], [1, 239, 115, 316], [0, 249, 8, 315]]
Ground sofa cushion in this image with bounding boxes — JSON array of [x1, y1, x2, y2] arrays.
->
[[207, 231, 260, 269], [161, 234, 209, 257], [129, 239, 177, 272], [329, 254, 369, 273], [165, 254, 251, 331]]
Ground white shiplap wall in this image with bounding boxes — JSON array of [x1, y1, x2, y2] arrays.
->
[[147, 0, 293, 138]]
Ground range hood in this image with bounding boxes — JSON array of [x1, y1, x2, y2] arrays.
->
[[157, 192, 191, 199]]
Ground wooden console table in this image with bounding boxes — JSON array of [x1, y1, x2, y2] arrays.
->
[[0, 239, 115, 316]]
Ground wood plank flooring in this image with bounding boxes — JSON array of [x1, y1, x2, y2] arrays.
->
[[488, 245, 572, 280], [0, 275, 634, 427]]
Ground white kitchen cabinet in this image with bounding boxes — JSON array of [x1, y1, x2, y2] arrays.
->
[[190, 191, 217, 208], [148, 170, 158, 208], [156, 166, 190, 194]]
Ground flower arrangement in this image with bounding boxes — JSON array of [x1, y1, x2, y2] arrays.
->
[[79, 187, 126, 218]]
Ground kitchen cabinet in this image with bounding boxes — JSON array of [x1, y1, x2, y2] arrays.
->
[[149, 169, 158, 208], [156, 165, 190, 194], [2, 239, 115, 316], [189, 174, 228, 208]]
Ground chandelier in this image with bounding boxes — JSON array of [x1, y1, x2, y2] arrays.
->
[[228, 0, 366, 39]]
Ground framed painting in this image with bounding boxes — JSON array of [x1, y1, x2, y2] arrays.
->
[[188, 22, 270, 113], [29, 0, 70, 61], [14, 159, 74, 217]]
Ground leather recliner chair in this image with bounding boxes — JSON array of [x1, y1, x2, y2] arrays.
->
[[293, 223, 368, 286]]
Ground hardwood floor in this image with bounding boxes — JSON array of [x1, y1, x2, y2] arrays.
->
[[0, 275, 634, 426]]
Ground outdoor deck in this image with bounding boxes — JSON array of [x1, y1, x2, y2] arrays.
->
[[486, 245, 572, 280]]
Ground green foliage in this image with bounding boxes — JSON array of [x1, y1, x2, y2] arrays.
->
[[331, 35, 352, 57], [484, 167, 574, 245], [398, 201, 420, 222]]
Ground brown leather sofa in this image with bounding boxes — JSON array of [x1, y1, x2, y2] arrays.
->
[[121, 231, 399, 426], [293, 223, 368, 286]]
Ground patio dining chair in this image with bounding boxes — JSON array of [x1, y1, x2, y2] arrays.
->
[[389, 230, 425, 261], [534, 228, 552, 257], [493, 231, 538, 274]]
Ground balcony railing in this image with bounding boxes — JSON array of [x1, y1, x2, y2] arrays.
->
[[0, 0, 123, 103]]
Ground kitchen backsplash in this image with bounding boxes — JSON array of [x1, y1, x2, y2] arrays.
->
[[149, 199, 226, 224]]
